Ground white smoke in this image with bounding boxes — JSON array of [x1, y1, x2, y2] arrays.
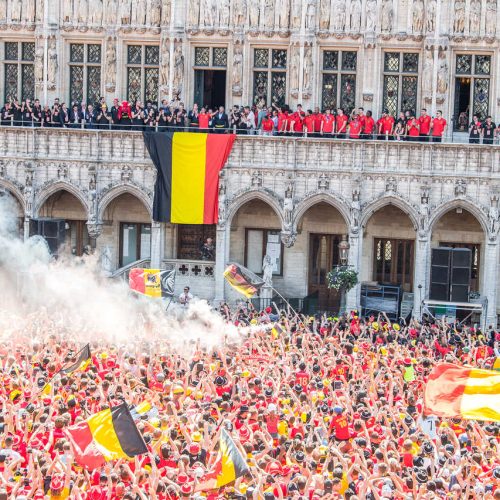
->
[[0, 193, 242, 353]]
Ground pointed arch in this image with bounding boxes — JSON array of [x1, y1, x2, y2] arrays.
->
[[0, 179, 26, 212], [34, 181, 89, 218], [227, 189, 284, 229], [293, 192, 351, 228], [98, 184, 152, 221], [360, 195, 419, 230], [428, 199, 488, 234]]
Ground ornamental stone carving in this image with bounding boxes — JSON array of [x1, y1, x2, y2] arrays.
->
[[105, 37, 117, 92], [486, 0, 497, 35], [453, 0, 465, 34], [426, 0, 436, 33], [469, 0, 481, 35], [412, 0, 424, 32], [319, 0, 330, 30], [232, 43, 243, 96], [455, 179, 467, 196], [47, 36, 58, 90]]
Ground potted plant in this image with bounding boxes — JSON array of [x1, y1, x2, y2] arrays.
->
[[326, 266, 359, 313]]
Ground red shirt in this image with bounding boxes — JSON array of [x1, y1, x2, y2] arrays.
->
[[407, 119, 420, 136], [262, 117, 274, 132], [432, 117, 447, 136], [322, 114, 335, 133], [330, 414, 350, 440], [349, 119, 362, 138], [418, 114, 432, 135], [313, 113, 323, 132], [304, 115, 315, 133], [379, 116, 395, 134], [363, 116, 375, 134], [199, 113, 210, 128], [295, 370, 310, 388], [336, 114, 348, 133], [291, 111, 305, 132], [277, 112, 288, 132]]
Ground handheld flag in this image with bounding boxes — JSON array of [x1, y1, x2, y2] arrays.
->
[[223, 263, 264, 298], [66, 403, 148, 470], [60, 344, 91, 375], [129, 268, 176, 298], [424, 363, 500, 422], [144, 131, 235, 224], [195, 429, 249, 491]]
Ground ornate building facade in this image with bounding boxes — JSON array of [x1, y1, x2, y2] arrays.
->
[[1, 0, 500, 325]]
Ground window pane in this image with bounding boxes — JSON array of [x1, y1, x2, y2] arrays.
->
[[402, 53, 419, 73], [271, 72, 286, 106], [254, 48, 269, 68], [456, 54, 472, 74], [70, 43, 84, 63], [21, 64, 35, 100], [475, 55, 491, 75], [383, 75, 399, 116], [272, 49, 287, 68], [5, 42, 18, 61], [22, 42, 35, 62], [266, 231, 282, 275], [139, 224, 151, 259], [195, 47, 209, 66], [253, 70, 268, 104], [87, 44, 101, 63], [145, 45, 159, 65], [127, 45, 142, 64], [247, 230, 264, 274], [340, 74, 356, 114], [384, 52, 399, 72], [127, 67, 142, 103], [323, 50, 338, 70], [213, 47, 227, 67], [342, 51, 357, 71], [473, 78, 489, 120], [4, 63, 18, 101], [86, 66, 101, 105], [145, 67, 159, 103], [121, 224, 138, 267], [69, 65, 84, 104], [401, 76, 418, 114], [322, 73, 337, 110]]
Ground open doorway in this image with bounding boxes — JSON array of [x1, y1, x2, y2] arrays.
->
[[194, 69, 226, 109], [454, 77, 471, 131]]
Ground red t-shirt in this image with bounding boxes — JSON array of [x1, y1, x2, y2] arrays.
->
[[262, 117, 274, 132], [330, 415, 350, 440], [304, 115, 315, 133], [313, 113, 323, 132], [292, 111, 305, 132], [432, 117, 447, 136], [418, 115, 432, 135], [199, 113, 210, 128], [363, 116, 375, 134], [407, 119, 420, 136], [349, 120, 362, 138], [336, 114, 348, 133], [295, 370, 310, 388], [322, 114, 335, 133], [277, 112, 288, 132], [379, 116, 395, 134]]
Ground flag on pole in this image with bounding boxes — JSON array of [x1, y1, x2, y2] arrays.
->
[[65, 403, 148, 470], [195, 429, 249, 491], [424, 363, 500, 422], [223, 263, 264, 298], [60, 344, 91, 375], [129, 268, 175, 298]]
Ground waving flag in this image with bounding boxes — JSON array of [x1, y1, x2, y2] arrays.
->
[[195, 429, 249, 491], [224, 263, 264, 298], [424, 363, 500, 422], [66, 403, 147, 470], [60, 344, 91, 375], [129, 268, 175, 298]]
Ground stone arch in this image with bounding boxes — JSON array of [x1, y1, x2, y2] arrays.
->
[[294, 192, 351, 228], [34, 181, 89, 218], [227, 189, 284, 229], [0, 179, 26, 212], [98, 184, 152, 222], [428, 198, 488, 234], [360, 195, 419, 230]]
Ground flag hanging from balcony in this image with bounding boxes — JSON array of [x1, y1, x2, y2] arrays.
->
[[143, 132, 235, 224], [129, 268, 176, 298]]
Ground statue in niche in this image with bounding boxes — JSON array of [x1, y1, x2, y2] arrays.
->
[[173, 43, 184, 94], [249, 1, 260, 29], [412, 0, 424, 32], [262, 255, 273, 286], [305, 0, 315, 29], [290, 0, 301, 28], [232, 45, 243, 90], [104, 0, 117, 25], [187, 0, 199, 26], [11, 0, 22, 21], [77, 0, 88, 23], [453, 0, 465, 33], [349, 0, 361, 31], [381, 0, 393, 32], [219, 0, 230, 27], [489, 198, 499, 236], [159, 37, 169, 87], [233, 0, 247, 27], [0, 0, 7, 22], [119, 0, 131, 24], [303, 46, 312, 92], [35, 0, 43, 21], [332, 0, 346, 31], [469, 0, 481, 34], [437, 50, 448, 94], [105, 38, 117, 89], [147, 0, 161, 26], [365, 0, 377, 32], [426, 0, 436, 32], [202, 0, 215, 27], [263, 0, 275, 30], [34, 45, 44, 83], [47, 37, 58, 89], [276, 0, 289, 29], [485, 0, 497, 35], [290, 47, 300, 91], [423, 51, 433, 93], [23, 0, 35, 23], [319, 0, 330, 30], [161, 0, 171, 24], [131, 0, 146, 25], [89, 0, 103, 25]]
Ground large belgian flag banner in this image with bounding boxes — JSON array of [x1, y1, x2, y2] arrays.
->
[[144, 132, 235, 224]]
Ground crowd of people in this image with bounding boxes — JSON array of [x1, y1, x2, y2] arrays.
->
[[0, 305, 499, 499], [2, 96, 500, 145]]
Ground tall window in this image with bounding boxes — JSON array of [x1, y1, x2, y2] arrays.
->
[[126, 45, 159, 104], [193, 47, 228, 109], [245, 229, 283, 276], [177, 225, 216, 260], [3, 41, 35, 102], [69, 43, 102, 105], [119, 223, 151, 267], [321, 50, 357, 113], [253, 48, 287, 106], [374, 238, 414, 292], [382, 52, 419, 116]]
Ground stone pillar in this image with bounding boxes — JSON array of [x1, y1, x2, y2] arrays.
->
[[86, 222, 103, 251], [413, 236, 431, 318], [24, 217, 30, 241], [345, 231, 362, 312], [214, 225, 230, 302], [150, 221, 165, 268], [482, 237, 499, 328]]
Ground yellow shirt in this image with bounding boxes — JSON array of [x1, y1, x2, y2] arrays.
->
[[50, 487, 70, 500]]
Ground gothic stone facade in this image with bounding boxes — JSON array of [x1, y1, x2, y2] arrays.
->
[[1, 0, 500, 122], [1, 128, 500, 325]]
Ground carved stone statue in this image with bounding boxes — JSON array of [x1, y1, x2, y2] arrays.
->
[[351, 197, 361, 232], [188, 0, 199, 26], [469, 0, 481, 34], [219, 0, 230, 27], [47, 37, 58, 90], [412, 0, 424, 32], [276, 0, 289, 29], [290, 47, 300, 92], [486, 0, 497, 35], [11, 0, 22, 21], [89, 0, 103, 25], [23, 0, 35, 23], [426, 0, 436, 32], [419, 198, 430, 234], [173, 43, 184, 95], [291, 0, 301, 28], [159, 37, 170, 88], [35, 0, 43, 21], [0, 0, 7, 22], [105, 38, 117, 90], [249, 1, 260, 29], [218, 182, 226, 226], [119, 0, 131, 24], [437, 50, 448, 94], [453, 0, 465, 33], [104, 0, 117, 25], [131, 0, 146, 25], [423, 51, 433, 94], [62, 0, 72, 22], [333, 0, 346, 30], [232, 45, 243, 92], [202, 0, 215, 27], [319, 0, 330, 30], [34, 45, 44, 84], [303, 46, 312, 92], [305, 0, 315, 29], [100, 246, 113, 276], [349, 0, 361, 31], [147, 0, 162, 26], [365, 0, 377, 32], [233, 0, 247, 27], [381, 0, 393, 32], [161, 0, 171, 24], [264, 0, 275, 30], [262, 254, 273, 286], [489, 203, 499, 236], [77, 0, 88, 23]]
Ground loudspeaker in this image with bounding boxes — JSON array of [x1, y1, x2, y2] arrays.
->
[[450, 248, 471, 302], [29, 218, 66, 255], [430, 247, 471, 302], [430, 248, 451, 301]]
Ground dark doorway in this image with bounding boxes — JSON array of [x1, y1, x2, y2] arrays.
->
[[194, 70, 226, 109], [454, 77, 471, 130]]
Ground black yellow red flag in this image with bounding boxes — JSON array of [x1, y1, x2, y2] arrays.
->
[[223, 263, 264, 298]]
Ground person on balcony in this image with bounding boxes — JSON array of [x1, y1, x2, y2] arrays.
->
[[200, 237, 215, 261], [68, 104, 83, 128], [430, 110, 447, 143], [469, 114, 482, 144], [481, 116, 496, 145], [212, 106, 229, 133]]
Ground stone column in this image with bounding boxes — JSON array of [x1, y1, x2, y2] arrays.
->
[[345, 231, 362, 312], [214, 225, 230, 302], [86, 222, 103, 250], [150, 221, 165, 268], [482, 237, 499, 328], [413, 236, 431, 318]]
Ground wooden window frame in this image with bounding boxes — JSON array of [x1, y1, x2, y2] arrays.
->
[[244, 228, 284, 276]]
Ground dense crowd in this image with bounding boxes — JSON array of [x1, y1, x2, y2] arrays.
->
[[0, 305, 499, 500], [2, 97, 500, 145]]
